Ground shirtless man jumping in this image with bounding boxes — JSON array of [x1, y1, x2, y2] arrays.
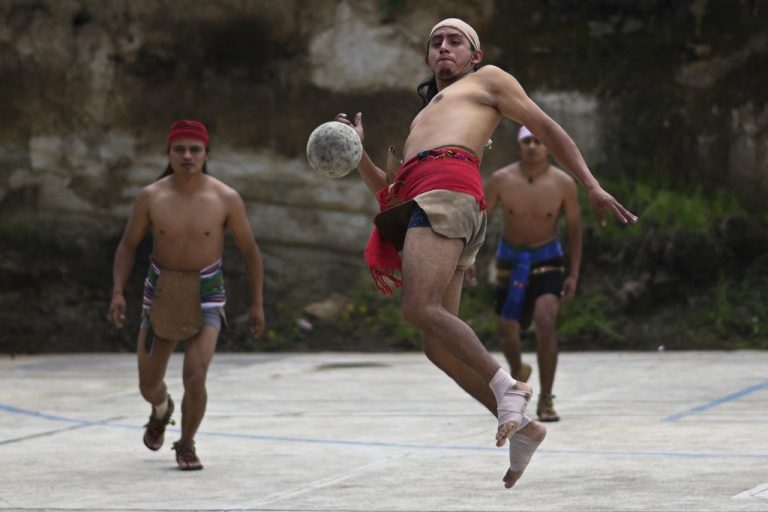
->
[[336, 18, 636, 489], [108, 120, 265, 470]]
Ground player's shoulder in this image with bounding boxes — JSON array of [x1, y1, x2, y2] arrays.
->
[[550, 165, 575, 181], [204, 174, 233, 191], [490, 161, 520, 179], [138, 177, 166, 198], [475, 65, 515, 82], [549, 165, 578, 190], [477, 64, 505, 76], [206, 175, 244, 203]]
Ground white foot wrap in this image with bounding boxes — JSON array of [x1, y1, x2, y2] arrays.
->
[[497, 385, 531, 431], [508, 432, 542, 473], [515, 414, 531, 433]]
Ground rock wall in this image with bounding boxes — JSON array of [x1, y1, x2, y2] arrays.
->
[[1, 0, 766, 351]]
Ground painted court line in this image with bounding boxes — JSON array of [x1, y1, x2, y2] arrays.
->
[[0, 403, 91, 425], [249, 458, 398, 507], [663, 378, 768, 422], [2, 402, 768, 460], [732, 482, 768, 500]]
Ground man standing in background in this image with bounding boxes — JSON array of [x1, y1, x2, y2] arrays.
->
[[483, 126, 582, 421]]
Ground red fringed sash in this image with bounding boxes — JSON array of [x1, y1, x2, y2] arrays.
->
[[364, 148, 485, 294]]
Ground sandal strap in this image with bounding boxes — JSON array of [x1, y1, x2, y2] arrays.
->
[[172, 440, 202, 469], [145, 396, 175, 429]]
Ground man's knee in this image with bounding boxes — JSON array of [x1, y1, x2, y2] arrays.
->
[[402, 299, 443, 331], [400, 292, 427, 327], [534, 309, 557, 332], [183, 366, 209, 394], [138, 379, 164, 402], [497, 318, 521, 340]]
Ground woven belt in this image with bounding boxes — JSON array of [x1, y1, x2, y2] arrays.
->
[[497, 265, 564, 279], [416, 149, 475, 163], [530, 265, 565, 275]]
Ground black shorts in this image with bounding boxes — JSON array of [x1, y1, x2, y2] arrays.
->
[[494, 258, 565, 330]]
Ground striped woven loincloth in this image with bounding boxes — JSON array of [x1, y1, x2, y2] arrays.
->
[[143, 258, 226, 311]]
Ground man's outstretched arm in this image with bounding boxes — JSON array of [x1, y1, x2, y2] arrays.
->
[[482, 65, 638, 226]]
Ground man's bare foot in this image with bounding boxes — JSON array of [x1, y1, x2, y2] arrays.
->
[[503, 420, 546, 489], [495, 381, 533, 447]]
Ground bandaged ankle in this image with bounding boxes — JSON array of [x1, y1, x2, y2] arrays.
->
[[489, 368, 517, 405], [153, 395, 170, 419], [508, 432, 542, 473], [493, 373, 531, 429], [515, 414, 531, 433]]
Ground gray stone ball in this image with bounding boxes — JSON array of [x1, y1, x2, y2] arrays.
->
[[306, 122, 363, 178]]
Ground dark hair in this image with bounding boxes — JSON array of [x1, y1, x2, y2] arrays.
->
[[417, 75, 439, 109], [157, 145, 210, 180]]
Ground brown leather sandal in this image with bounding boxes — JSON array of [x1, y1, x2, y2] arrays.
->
[[143, 395, 175, 451], [172, 440, 203, 471], [536, 393, 561, 422]]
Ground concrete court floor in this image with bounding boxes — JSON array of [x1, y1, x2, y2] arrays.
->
[[0, 350, 767, 512]]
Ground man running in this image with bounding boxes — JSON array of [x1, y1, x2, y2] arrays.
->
[[108, 119, 265, 470]]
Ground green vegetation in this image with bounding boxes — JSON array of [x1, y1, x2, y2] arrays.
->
[[704, 277, 768, 348], [257, 180, 767, 353], [628, 183, 742, 234], [255, 273, 420, 352], [577, 177, 745, 242], [0, 220, 39, 237], [379, 0, 407, 20], [557, 292, 624, 345], [347, 273, 419, 349], [258, 302, 302, 352]]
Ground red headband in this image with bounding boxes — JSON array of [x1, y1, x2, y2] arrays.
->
[[167, 119, 209, 146]]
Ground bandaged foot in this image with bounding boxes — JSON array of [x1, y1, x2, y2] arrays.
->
[[503, 419, 546, 489], [493, 380, 532, 446]]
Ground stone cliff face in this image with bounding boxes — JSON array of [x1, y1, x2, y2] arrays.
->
[[1, 0, 766, 351]]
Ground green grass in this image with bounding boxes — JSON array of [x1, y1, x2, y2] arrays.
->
[[557, 291, 624, 343], [580, 178, 745, 240], [704, 276, 768, 344]]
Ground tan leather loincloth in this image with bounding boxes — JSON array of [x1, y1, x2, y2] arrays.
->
[[374, 189, 487, 269], [148, 270, 203, 341]]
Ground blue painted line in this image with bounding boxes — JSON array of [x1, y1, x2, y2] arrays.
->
[[0, 403, 91, 425], [3, 402, 768, 460], [663, 378, 768, 422]]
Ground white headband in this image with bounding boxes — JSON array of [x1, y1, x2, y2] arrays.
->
[[428, 18, 480, 50]]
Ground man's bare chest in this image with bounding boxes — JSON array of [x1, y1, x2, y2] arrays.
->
[[150, 197, 226, 237], [502, 183, 563, 218], [412, 86, 493, 127]]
